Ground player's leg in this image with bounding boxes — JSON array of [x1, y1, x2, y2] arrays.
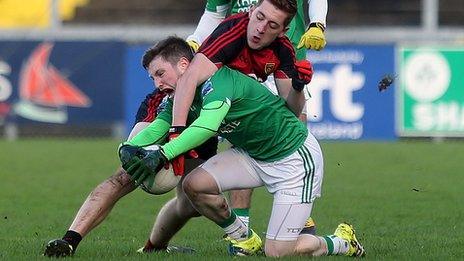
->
[[139, 137, 218, 253], [262, 134, 364, 257], [293, 223, 365, 257], [182, 148, 264, 255], [264, 202, 363, 257], [44, 122, 149, 257], [139, 159, 202, 253], [229, 189, 252, 227]]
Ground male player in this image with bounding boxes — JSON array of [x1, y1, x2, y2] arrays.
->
[[119, 38, 365, 257], [152, 0, 314, 244], [42, 42, 217, 257], [185, 0, 328, 232]]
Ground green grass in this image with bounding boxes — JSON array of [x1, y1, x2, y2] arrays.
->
[[1, 139, 463, 260]]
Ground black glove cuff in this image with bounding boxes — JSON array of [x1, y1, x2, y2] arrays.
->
[[169, 126, 187, 134], [158, 147, 168, 162], [309, 22, 325, 32], [292, 78, 305, 92]]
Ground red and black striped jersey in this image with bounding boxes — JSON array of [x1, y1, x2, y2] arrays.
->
[[198, 12, 297, 83]]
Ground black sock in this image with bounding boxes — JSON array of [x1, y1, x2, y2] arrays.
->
[[62, 230, 82, 251]]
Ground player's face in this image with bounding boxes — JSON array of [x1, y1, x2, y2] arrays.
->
[[147, 57, 182, 96], [247, 0, 289, 50]]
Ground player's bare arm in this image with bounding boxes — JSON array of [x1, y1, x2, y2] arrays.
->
[[172, 53, 218, 126], [274, 78, 305, 116]]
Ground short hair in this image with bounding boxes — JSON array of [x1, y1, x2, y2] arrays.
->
[[142, 36, 194, 70], [256, 0, 297, 26]]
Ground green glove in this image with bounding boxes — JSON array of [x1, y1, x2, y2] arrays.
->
[[118, 143, 144, 171], [129, 148, 169, 185]]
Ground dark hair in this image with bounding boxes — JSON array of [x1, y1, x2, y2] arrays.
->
[[142, 36, 194, 70], [256, 0, 297, 26]]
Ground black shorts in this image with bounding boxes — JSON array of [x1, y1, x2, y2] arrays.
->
[[134, 89, 218, 160]]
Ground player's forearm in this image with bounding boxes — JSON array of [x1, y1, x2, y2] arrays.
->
[[186, 10, 226, 45], [308, 0, 328, 25], [286, 89, 306, 116], [128, 118, 170, 146], [163, 101, 229, 160], [172, 54, 218, 126]]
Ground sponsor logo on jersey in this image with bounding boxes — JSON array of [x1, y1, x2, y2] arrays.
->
[[264, 63, 276, 75], [201, 79, 214, 99], [157, 96, 170, 114], [219, 120, 241, 134]]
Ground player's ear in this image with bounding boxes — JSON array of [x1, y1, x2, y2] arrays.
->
[[177, 57, 190, 73]]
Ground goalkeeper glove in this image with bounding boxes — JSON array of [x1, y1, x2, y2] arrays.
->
[[118, 143, 144, 171], [291, 60, 313, 92], [118, 143, 168, 185], [297, 22, 326, 51], [129, 148, 168, 185], [168, 126, 198, 176], [186, 40, 200, 52]]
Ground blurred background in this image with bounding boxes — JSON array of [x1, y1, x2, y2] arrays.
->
[[0, 0, 463, 140]]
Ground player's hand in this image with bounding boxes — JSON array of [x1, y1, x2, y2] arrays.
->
[[128, 148, 168, 185], [295, 60, 313, 84], [168, 126, 198, 176], [187, 40, 200, 52], [292, 60, 313, 92], [118, 143, 145, 171], [297, 22, 326, 51]]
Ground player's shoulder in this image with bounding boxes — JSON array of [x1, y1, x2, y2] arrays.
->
[[271, 36, 294, 51], [156, 94, 172, 114], [220, 12, 248, 28]]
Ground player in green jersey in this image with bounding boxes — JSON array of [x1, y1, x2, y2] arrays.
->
[[185, 0, 327, 233], [120, 36, 365, 257]]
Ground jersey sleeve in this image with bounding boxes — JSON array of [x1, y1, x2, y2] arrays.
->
[[308, 0, 328, 25], [128, 118, 170, 147], [273, 38, 298, 79], [198, 13, 247, 67], [161, 101, 230, 160], [205, 0, 231, 13], [186, 0, 231, 44]]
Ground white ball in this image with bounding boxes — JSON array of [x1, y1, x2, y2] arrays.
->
[[139, 145, 181, 195]]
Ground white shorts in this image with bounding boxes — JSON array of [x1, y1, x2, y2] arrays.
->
[[200, 133, 324, 240]]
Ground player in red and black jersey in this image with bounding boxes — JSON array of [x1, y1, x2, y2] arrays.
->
[[171, 0, 311, 129], [199, 12, 297, 83]]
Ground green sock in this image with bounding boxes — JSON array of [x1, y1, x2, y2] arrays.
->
[[233, 208, 250, 227], [218, 210, 249, 241], [323, 235, 349, 255]]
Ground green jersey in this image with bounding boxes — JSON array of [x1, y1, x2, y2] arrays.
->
[[131, 67, 307, 162], [205, 0, 306, 60], [202, 67, 307, 161]]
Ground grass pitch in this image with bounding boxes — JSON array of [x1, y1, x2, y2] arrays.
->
[[1, 138, 463, 260]]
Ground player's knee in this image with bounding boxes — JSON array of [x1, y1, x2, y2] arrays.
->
[[91, 167, 135, 199], [176, 195, 200, 218], [182, 174, 200, 201], [107, 168, 133, 189], [182, 168, 219, 200]]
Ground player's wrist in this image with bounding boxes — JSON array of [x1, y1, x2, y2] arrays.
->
[[309, 22, 325, 32], [169, 126, 187, 135]]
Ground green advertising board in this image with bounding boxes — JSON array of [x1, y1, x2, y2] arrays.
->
[[398, 47, 464, 137]]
